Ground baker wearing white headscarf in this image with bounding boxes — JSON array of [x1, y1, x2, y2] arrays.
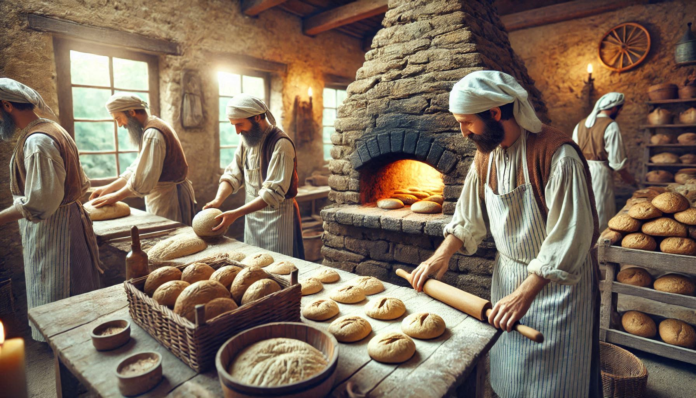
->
[[0, 78, 101, 341], [410, 71, 602, 397], [90, 93, 196, 225], [573, 92, 634, 231], [205, 94, 304, 259]]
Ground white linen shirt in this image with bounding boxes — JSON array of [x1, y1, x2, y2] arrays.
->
[[119, 128, 166, 196], [572, 114, 628, 171]]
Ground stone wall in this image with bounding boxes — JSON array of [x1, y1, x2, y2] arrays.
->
[[0, 0, 364, 337]]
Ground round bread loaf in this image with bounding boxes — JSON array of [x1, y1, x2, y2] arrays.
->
[[210, 266, 243, 290], [330, 285, 366, 304], [654, 274, 696, 295], [204, 298, 238, 321], [646, 170, 674, 183], [675, 208, 696, 226], [153, 280, 190, 308], [368, 332, 416, 364], [660, 237, 696, 255], [642, 217, 687, 237], [599, 229, 623, 245], [681, 154, 696, 164], [144, 266, 182, 296], [408, 191, 430, 199], [314, 268, 340, 283], [402, 313, 446, 340], [328, 315, 372, 342], [621, 233, 657, 251], [364, 297, 406, 320], [241, 279, 282, 305], [608, 214, 642, 233], [652, 192, 690, 213], [651, 134, 674, 145], [390, 194, 418, 205], [182, 263, 216, 284], [411, 201, 442, 214], [628, 202, 663, 220], [424, 195, 444, 205], [659, 319, 696, 348], [676, 168, 696, 184], [632, 188, 662, 200], [242, 253, 274, 268], [678, 132, 696, 144], [300, 278, 323, 296], [621, 311, 657, 338], [228, 338, 328, 387], [616, 267, 653, 287], [266, 261, 296, 275], [350, 276, 385, 295], [83, 201, 131, 221], [148, 233, 207, 260], [689, 226, 696, 240], [174, 280, 229, 322], [228, 251, 246, 262], [626, 198, 648, 207], [377, 199, 404, 210], [651, 152, 681, 164], [192, 209, 227, 237], [302, 299, 340, 321], [231, 267, 269, 303]]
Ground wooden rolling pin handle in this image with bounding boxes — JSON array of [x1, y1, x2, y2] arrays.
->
[[484, 309, 544, 344]]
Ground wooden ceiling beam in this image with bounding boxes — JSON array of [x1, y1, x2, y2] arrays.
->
[[303, 0, 388, 36], [242, 0, 290, 17]]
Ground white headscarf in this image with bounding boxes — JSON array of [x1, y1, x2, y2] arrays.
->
[[449, 71, 542, 133], [585, 92, 624, 128], [105, 93, 148, 113], [0, 78, 55, 117], [225, 94, 277, 125]]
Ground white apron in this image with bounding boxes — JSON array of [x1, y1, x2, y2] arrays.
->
[[487, 134, 596, 397], [587, 160, 614, 231]]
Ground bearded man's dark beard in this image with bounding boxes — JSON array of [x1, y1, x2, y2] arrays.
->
[[125, 115, 145, 146], [0, 108, 17, 142], [468, 116, 505, 154], [241, 119, 265, 147]]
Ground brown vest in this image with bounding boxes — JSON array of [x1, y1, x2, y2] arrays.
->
[[143, 116, 189, 183], [575, 117, 614, 161], [11, 119, 84, 205], [258, 126, 299, 199]]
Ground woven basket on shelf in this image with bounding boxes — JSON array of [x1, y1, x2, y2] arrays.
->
[[600, 342, 648, 398], [124, 253, 302, 372]]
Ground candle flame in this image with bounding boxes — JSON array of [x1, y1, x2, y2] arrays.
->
[[587, 63, 593, 73], [308, 87, 313, 98], [0, 321, 4, 345]]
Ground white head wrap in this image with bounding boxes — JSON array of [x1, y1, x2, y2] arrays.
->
[[105, 93, 148, 113], [585, 92, 624, 128], [225, 94, 276, 125], [0, 78, 55, 116], [449, 71, 542, 133]]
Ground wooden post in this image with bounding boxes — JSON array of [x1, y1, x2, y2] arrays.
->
[[599, 239, 617, 341]]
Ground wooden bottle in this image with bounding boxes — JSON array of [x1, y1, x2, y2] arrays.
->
[[126, 226, 149, 280]]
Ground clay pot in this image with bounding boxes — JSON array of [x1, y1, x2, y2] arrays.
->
[[648, 108, 673, 125], [676, 168, 696, 184], [679, 85, 696, 99], [648, 84, 678, 101], [679, 107, 696, 124]]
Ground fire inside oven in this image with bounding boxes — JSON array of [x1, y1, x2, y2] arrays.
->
[[360, 159, 444, 212]]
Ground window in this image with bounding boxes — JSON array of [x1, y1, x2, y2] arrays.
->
[[217, 70, 270, 168], [322, 87, 347, 161], [54, 39, 159, 183]]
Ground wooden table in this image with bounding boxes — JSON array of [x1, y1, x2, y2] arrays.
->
[[91, 207, 183, 245], [30, 240, 500, 398]]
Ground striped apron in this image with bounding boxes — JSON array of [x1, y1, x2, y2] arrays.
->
[[486, 134, 596, 397], [587, 160, 614, 232]]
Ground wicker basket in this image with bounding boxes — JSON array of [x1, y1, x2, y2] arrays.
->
[[124, 253, 302, 372], [600, 342, 648, 398]]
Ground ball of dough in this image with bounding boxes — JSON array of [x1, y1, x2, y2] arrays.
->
[[330, 285, 366, 304], [621, 311, 657, 338], [314, 268, 340, 283], [350, 276, 385, 296], [302, 299, 340, 321], [364, 297, 406, 320], [368, 332, 416, 364], [182, 263, 216, 284], [377, 199, 404, 210], [401, 313, 446, 340], [144, 266, 182, 296], [328, 315, 372, 342], [192, 209, 227, 237]]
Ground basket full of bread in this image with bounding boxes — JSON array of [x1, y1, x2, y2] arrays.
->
[[124, 252, 301, 372]]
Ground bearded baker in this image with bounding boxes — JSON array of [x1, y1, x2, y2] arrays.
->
[[410, 71, 601, 397], [0, 78, 101, 341], [573, 92, 635, 231], [204, 94, 304, 259], [89, 93, 196, 225]]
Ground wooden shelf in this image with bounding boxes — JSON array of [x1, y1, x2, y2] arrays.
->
[[599, 244, 696, 274], [645, 163, 696, 167], [641, 180, 672, 186], [646, 98, 696, 105], [646, 144, 696, 147], [641, 124, 696, 129], [604, 281, 696, 309], [603, 329, 696, 365]]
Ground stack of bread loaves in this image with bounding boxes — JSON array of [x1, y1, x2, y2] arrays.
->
[[617, 267, 696, 295], [377, 186, 444, 214], [621, 310, 696, 349]]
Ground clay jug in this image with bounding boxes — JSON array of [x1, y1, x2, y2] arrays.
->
[[126, 226, 149, 280], [679, 107, 696, 125], [648, 108, 673, 125]]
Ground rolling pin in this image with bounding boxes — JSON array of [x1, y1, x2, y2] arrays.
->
[[396, 269, 544, 343]]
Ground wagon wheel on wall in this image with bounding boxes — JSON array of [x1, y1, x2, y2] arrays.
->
[[598, 22, 651, 73]]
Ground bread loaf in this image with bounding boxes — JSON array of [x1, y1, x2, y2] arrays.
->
[[241, 279, 281, 305], [621, 311, 657, 338], [608, 214, 642, 233], [632, 187, 663, 200], [328, 315, 372, 342], [652, 192, 690, 213], [616, 267, 653, 287], [660, 237, 696, 255], [642, 217, 687, 237], [401, 312, 446, 340], [407, 191, 430, 199], [621, 233, 657, 251], [153, 280, 190, 308], [651, 152, 680, 164], [364, 297, 406, 320], [182, 263, 215, 284], [148, 233, 207, 260], [628, 202, 663, 220], [411, 201, 442, 214], [676, 168, 696, 184], [646, 170, 674, 183], [330, 285, 366, 304], [210, 266, 242, 290], [227, 251, 246, 262], [230, 267, 269, 303], [424, 195, 444, 205], [83, 201, 130, 221], [302, 299, 340, 321], [675, 208, 696, 225], [368, 332, 416, 364], [266, 261, 296, 275], [599, 229, 623, 245], [651, 134, 674, 145], [681, 154, 696, 164], [659, 319, 696, 348], [204, 298, 238, 321], [192, 209, 227, 237], [173, 280, 229, 322], [242, 253, 274, 268], [654, 274, 696, 295], [144, 266, 182, 296], [390, 194, 418, 205], [377, 199, 404, 209], [678, 132, 696, 144], [300, 278, 323, 296], [314, 268, 340, 283], [350, 276, 385, 295]]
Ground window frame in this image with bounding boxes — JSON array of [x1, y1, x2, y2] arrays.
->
[[54, 38, 160, 186], [322, 85, 348, 162]]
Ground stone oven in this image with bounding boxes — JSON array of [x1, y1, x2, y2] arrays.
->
[[321, 0, 547, 298]]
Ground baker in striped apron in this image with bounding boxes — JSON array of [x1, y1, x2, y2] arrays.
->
[[410, 71, 602, 397], [0, 79, 102, 341], [205, 94, 304, 259]]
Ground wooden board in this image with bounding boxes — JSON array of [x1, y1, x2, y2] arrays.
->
[[599, 243, 696, 274], [91, 208, 183, 243], [609, 282, 696, 310]]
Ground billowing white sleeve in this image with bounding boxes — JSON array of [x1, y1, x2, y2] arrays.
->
[[442, 162, 488, 255], [219, 144, 245, 193], [259, 139, 295, 209], [123, 129, 166, 197], [572, 124, 579, 143], [604, 122, 628, 171], [527, 145, 595, 284]]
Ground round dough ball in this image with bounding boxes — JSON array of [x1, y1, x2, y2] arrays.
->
[[621, 233, 657, 251], [368, 332, 416, 364], [302, 299, 340, 321], [204, 298, 238, 321], [660, 237, 696, 255], [266, 261, 296, 275], [652, 192, 690, 214], [182, 263, 216, 284], [642, 217, 687, 238], [621, 311, 657, 338], [654, 274, 696, 295], [231, 267, 269, 303], [402, 313, 446, 340], [628, 202, 663, 220], [608, 214, 642, 233], [330, 285, 366, 304], [411, 201, 442, 214], [377, 198, 405, 210], [646, 170, 674, 183], [350, 276, 385, 296], [659, 319, 696, 348], [144, 266, 182, 296], [192, 209, 227, 237], [616, 268, 653, 287], [314, 268, 340, 283], [328, 315, 372, 342], [241, 279, 282, 305], [424, 195, 444, 205], [391, 194, 418, 205], [678, 132, 696, 144], [210, 266, 243, 290], [599, 229, 623, 245], [174, 280, 229, 322], [675, 208, 696, 226], [242, 253, 274, 268], [300, 278, 324, 296], [153, 280, 190, 308], [228, 251, 247, 262], [364, 297, 406, 320]]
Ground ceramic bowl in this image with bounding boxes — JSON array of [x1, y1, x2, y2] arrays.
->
[[91, 319, 130, 351], [116, 352, 163, 397]]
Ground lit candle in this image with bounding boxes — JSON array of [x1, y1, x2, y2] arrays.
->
[[0, 321, 28, 398], [308, 87, 313, 98], [587, 63, 593, 81]]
